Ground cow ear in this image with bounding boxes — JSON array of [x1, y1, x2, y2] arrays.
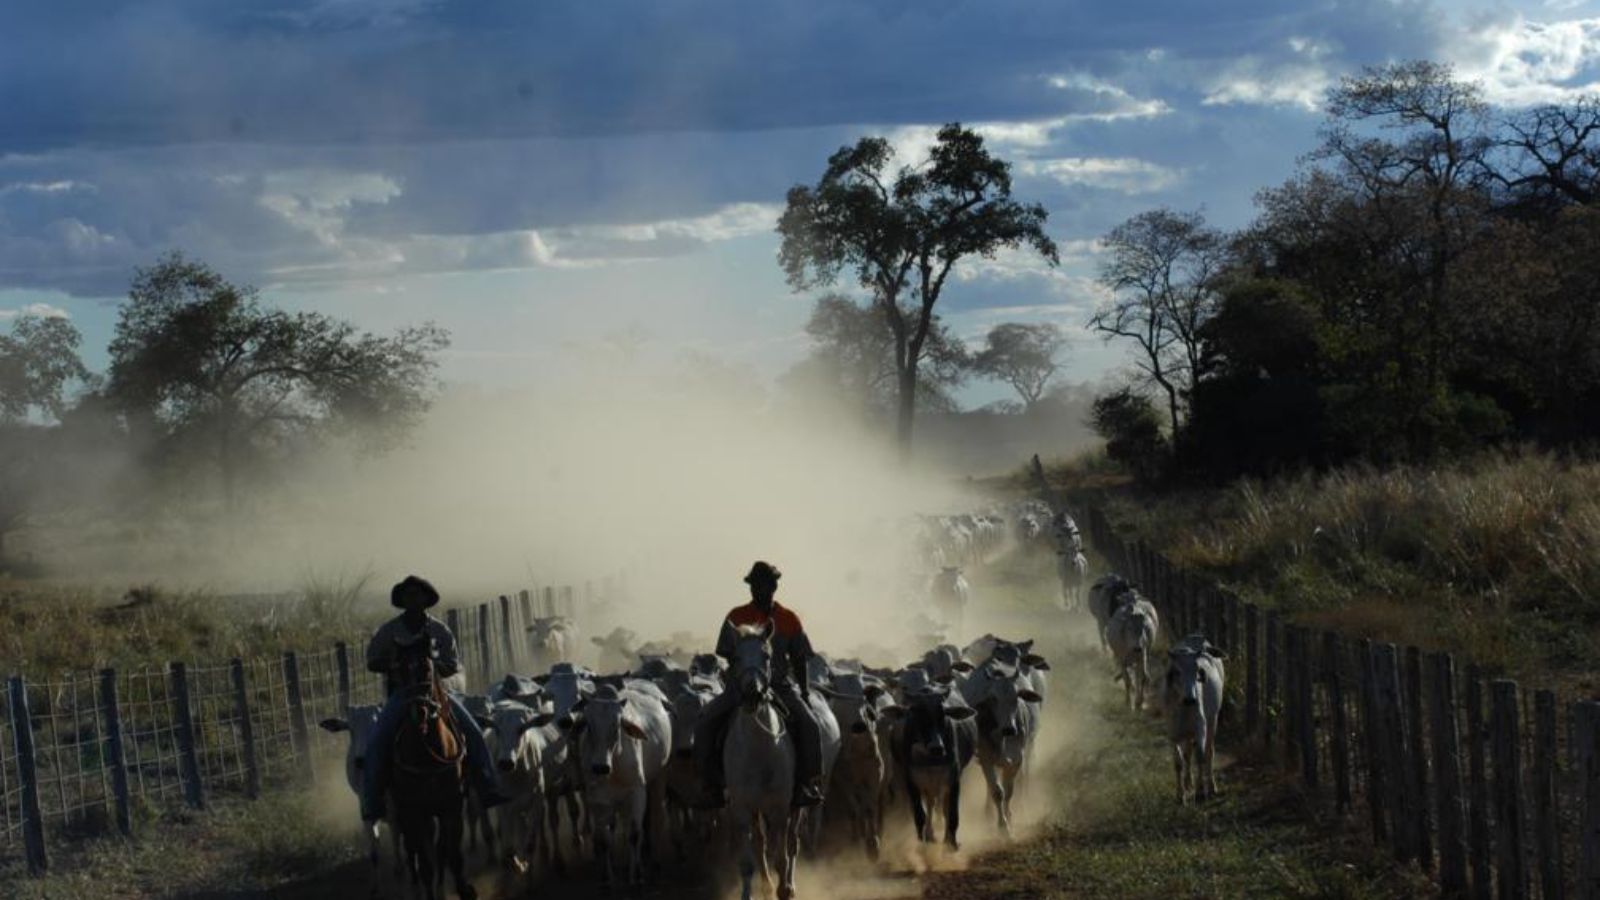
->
[[533, 674, 551, 685], [880, 705, 907, 720], [1022, 653, 1049, 669], [1018, 640, 1035, 654], [526, 713, 554, 731], [864, 685, 884, 702], [318, 718, 349, 733], [933, 674, 955, 686], [945, 706, 977, 721], [474, 715, 495, 732], [950, 661, 975, 673], [1017, 689, 1044, 704], [1205, 645, 1228, 661], [591, 637, 607, 646], [621, 719, 648, 740]]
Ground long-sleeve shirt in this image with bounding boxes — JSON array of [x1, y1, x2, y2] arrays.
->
[[366, 613, 461, 695], [716, 600, 814, 688]]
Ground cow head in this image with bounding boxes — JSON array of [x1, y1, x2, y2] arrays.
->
[[900, 688, 974, 764], [318, 704, 382, 796], [971, 665, 1041, 764], [669, 680, 719, 758], [480, 700, 550, 777], [1165, 640, 1226, 711], [567, 686, 648, 778], [824, 673, 887, 741]]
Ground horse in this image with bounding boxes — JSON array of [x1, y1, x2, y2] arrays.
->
[[725, 623, 802, 900], [386, 636, 476, 900]]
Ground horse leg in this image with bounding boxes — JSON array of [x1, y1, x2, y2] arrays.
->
[[778, 808, 800, 900], [443, 797, 477, 900], [733, 808, 756, 900]]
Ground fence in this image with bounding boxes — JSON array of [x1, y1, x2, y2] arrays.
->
[[2, 579, 604, 875], [1086, 505, 1600, 900]]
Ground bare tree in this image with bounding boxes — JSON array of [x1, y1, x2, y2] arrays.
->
[[1091, 209, 1227, 433]]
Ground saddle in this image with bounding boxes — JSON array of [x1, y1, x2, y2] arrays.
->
[[393, 680, 466, 775]]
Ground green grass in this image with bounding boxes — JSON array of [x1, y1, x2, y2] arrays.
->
[[924, 673, 1435, 900]]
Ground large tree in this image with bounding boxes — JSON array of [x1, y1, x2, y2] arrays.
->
[[106, 254, 449, 508], [777, 124, 1056, 460], [0, 314, 93, 560], [782, 294, 968, 418], [973, 321, 1069, 410]]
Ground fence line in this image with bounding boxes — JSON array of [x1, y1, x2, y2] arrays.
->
[[1085, 504, 1597, 900], [2, 579, 609, 873]]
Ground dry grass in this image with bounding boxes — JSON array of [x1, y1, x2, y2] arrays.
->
[[1107, 450, 1600, 696], [0, 569, 382, 676]]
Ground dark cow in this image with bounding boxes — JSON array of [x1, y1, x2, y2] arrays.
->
[[890, 686, 978, 850]]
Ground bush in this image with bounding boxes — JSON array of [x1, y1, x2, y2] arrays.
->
[[1091, 388, 1168, 484]]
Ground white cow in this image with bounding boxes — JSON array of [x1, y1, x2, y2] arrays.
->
[[527, 617, 578, 670], [1108, 594, 1160, 711], [1057, 550, 1089, 611], [1165, 635, 1226, 804], [480, 699, 555, 874], [317, 705, 402, 885], [563, 683, 671, 886], [961, 664, 1042, 838], [930, 568, 970, 637]]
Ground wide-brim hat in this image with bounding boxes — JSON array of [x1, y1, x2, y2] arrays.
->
[[743, 561, 782, 586], [391, 575, 440, 609]]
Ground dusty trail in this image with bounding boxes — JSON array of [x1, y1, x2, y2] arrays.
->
[[216, 552, 1107, 900]]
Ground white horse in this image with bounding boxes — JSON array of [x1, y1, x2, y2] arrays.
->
[[726, 624, 801, 900]]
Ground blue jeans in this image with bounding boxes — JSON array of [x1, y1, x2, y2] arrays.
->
[[362, 690, 497, 820]]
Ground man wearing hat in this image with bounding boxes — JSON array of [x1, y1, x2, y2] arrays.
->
[[693, 560, 825, 808], [359, 575, 511, 822]]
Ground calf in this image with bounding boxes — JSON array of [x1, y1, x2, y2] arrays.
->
[[663, 678, 720, 860], [890, 687, 978, 850], [563, 683, 672, 885], [962, 664, 1042, 838], [1165, 635, 1226, 804], [527, 616, 578, 670], [1108, 594, 1160, 711]]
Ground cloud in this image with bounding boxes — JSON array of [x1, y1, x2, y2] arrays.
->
[[1016, 157, 1187, 194], [0, 302, 70, 320], [1200, 37, 1340, 110], [1448, 15, 1600, 106]]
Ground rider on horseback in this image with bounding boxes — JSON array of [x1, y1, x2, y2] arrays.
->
[[360, 575, 512, 823], [694, 561, 826, 809]]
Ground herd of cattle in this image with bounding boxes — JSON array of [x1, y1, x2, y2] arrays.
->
[[317, 506, 1226, 900]]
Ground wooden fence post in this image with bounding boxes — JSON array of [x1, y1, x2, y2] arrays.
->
[[1577, 701, 1600, 900], [334, 642, 352, 714], [543, 586, 556, 620], [282, 652, 314, 785], [499, 595, 517, 671], [1265, 612, 1281, 752], [168, 662, 206, 810], [1245, 604, 1260, 735], [231, 659, 260, 800], [1430, 653, 1468, 896], [1325, 632, 1351, 813], [1374, 643, 1414, 862], [1406, 645, 1434, 871], [1296, 627, 1318, 790], [8, 676, 48, 874], [1360, 638, 1388, 845], [477, 603, 493, 685], [1467, 668, 1492, 900], [1532, 690, 1562, 900], [518, 590, 534, 629], [98, 668, 132, 837], [1491, 680, 1528, 900]]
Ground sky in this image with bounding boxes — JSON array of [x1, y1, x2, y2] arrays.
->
[[2, 0, 1599, 407]]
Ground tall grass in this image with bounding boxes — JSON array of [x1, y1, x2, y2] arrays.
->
[[1111, 450, 1600, 692]]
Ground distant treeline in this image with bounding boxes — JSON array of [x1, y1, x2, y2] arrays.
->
[[1090, 60, 1600, 482]]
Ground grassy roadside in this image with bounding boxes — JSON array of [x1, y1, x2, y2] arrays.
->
[[923, 679, 1435, 900]]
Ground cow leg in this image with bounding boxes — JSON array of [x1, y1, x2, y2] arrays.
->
[[1201, 722, 1217, 801], [943, 771, 962, 852], [979, 760, 1004, 835], [907, 771, 930, 844], [1172, 743, 1187, 805]]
